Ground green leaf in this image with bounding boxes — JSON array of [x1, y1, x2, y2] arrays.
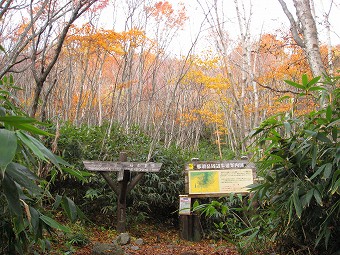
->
[[62, 196, 78, 222], [0, 44, 5, 52], [27, 134, 70, 166], [16, 123, 52, 136], [331, 126, 338, 142], [277, 95, 291, 101], [293, 193, 302, 218], [313, 190, 323, 206], [39, 215, 70, 233], [29, 206, 43, 240], [62, 167, 92, 181], [0, 129, 17, 174], [309, 86, 326, 92], [331, 179, 340, 195], [302, 74, 308, 86], [305, 130, 317, 137], [310, 164, 327, 180], [9, 75, 14, 85], [302, 189, 314, 208], [316, 132, 332, 143], [322, 163, 333, 180], [0, 116, 52, 136], [326, 105, 332, 122], [16, 131, 46, 161], [0, 116, 36, 124], [3, 173, 22, 216], [52, 195, 63, 210], [306, 76, 321, 87], [221, 205, 228, 215], [6, 163, 42, 195], [311, 145, 318, 169], [16, 131, 69, 168]]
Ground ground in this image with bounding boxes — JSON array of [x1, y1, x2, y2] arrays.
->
[[65, 223, 239, 255]]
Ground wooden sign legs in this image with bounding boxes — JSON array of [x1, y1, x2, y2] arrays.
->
[[98, 152, 146, 233], [117, 152, 128, 233], [83, 152, 162, 233]]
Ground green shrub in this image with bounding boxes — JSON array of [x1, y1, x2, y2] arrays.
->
[[249, 75, 340, 254], [0, 75, 82, 254], [53, 123, 187, 224], [194, 75, 340, 255]]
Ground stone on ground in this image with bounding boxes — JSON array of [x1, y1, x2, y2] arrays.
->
[[116, 232, 131, 245], [92, 242, 124, 255]]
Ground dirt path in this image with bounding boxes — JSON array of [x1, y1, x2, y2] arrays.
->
[[73, 224, 238, 255]]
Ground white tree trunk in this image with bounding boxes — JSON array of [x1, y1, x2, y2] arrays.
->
[[278, 0, 326, 77]]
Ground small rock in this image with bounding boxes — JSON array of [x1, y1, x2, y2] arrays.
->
[[92, 242, 124, 255], [134, 238, 144, 245], [130, 245, 140, 251], [116, 233, 131, 245]]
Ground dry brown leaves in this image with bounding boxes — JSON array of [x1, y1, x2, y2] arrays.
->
[[73, 224, 239, 255]]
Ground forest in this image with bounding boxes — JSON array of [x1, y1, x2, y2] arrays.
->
[[0, 0, 339, 254]]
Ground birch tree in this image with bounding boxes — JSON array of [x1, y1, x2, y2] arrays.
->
[[277, 0, 326, 77]]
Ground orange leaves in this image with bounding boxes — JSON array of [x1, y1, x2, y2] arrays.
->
[[146, 1, 187, 28], [117, 80, 137, 90], [66, 23, 149, 55]]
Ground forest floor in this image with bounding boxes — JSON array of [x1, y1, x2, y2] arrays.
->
[[67, 223, 239, 255]]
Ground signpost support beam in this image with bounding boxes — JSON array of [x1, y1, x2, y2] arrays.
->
[[100, 172, 118, 195], [82, 153, 162, 233], [117, 152, 128, 233], [127, 172, 145, 193]]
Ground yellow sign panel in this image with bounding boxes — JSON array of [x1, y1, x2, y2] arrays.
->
[[189, 169, 253, 194]]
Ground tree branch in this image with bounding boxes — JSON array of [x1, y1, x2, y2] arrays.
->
[[277, 0, 305, 48], [254, 78, 300, 95]]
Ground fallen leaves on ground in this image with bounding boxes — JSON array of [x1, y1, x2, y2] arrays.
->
[[73, 223, 239, 255]]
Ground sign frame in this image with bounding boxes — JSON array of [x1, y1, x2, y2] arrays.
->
[[184, 160, 256, 198]]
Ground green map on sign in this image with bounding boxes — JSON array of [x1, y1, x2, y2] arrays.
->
[[189, 171, 219, 193]]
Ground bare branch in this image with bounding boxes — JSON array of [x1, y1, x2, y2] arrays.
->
[[277, 0, 305, 48]]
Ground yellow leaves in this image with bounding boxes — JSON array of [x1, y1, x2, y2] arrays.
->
[[196, 108, 224, 127], [179, 101, 225, 130], [181, 55, 230, 91]]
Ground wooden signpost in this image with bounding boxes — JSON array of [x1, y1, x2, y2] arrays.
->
[[83, 152, 162, 233], [179, 159, 256, 241]]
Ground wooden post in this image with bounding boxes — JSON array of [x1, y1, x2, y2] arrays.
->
[[192, 213, 202, 241], [180, 215, 189, 240], [117, 152, 128, 233], [82, 155, 162, 233]]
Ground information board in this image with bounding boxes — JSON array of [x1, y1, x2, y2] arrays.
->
[[189, 169, 253, 194], [185, 160, 255, 196]]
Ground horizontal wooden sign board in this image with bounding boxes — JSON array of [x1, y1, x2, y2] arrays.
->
[[83, 161, 162, 172]]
